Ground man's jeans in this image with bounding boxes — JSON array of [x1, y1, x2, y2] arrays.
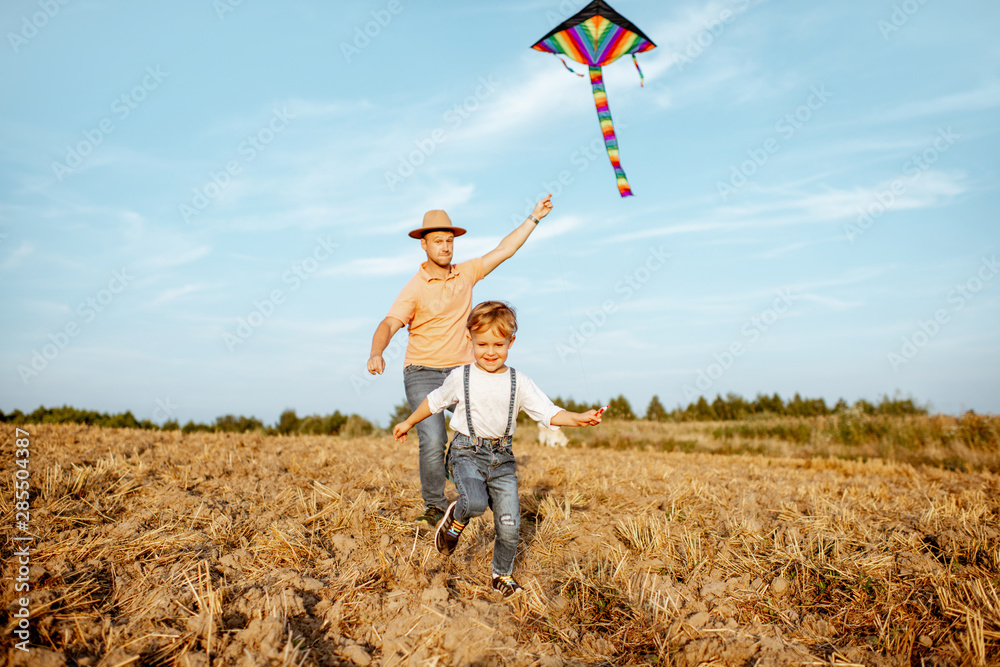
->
[[403, 364, 458, 512], [448, 432, 520, 576]]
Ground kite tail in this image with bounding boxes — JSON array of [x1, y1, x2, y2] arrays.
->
[[589, 66, 632, 197], [558, 56, 585, 77], [632, 54, 644, 87]]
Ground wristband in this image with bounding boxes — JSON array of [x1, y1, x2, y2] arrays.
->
[[529, 215, 540, 224]]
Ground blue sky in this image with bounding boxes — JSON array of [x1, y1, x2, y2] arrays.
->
[[1, 0, 997, 426]]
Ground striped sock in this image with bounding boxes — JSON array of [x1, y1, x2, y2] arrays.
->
[[446, 518, 466, 538]]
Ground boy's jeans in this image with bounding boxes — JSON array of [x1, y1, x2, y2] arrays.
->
[[447, 432, 520, 576], [403, 364, 457, 512]]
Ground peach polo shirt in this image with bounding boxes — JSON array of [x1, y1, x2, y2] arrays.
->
[[387, 258, 486, 368]]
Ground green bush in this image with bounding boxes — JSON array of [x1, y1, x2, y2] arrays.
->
[[298, 411, 347, 436], [181, 420, 212, 434], [389, 400, 412, 428], [214, 414, 264, 433], [341, 414, 375, 438], [552, 396, 602, 414], [645, 395, 668, 422], [606, 395, 635, 420], [713, 421, 812, 445], [958, 411, 999, 451], [277, 409, 300, 435]]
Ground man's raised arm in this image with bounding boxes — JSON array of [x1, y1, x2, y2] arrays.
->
[[481, 194, 553, 276], [368, 316, 404, 375]]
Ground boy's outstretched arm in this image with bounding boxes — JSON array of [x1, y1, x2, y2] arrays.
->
[[481, 194, 553, 277], [393, 397, 432, 442], [550, 409, 603, 428]]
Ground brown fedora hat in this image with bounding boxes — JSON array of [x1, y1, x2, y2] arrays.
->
[[408, 210, 467, 239]]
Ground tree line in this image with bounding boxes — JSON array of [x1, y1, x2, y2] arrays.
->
[[0, 392, 930, 435], [550, 392, 928, 422], [0, 405, 375, 437]]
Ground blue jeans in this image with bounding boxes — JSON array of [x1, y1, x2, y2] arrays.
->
[[447, 432, 520, 576], [403, 364, 458, 511]]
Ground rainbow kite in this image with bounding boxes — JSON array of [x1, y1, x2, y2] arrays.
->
[[532, 0, 655, 197]]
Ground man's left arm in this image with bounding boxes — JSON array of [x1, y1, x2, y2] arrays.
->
[[481, 194, 552, 277]]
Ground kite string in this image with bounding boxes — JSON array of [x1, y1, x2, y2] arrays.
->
[[553, 247, 596, 408]]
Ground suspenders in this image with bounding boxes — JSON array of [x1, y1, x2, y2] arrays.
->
[[463, 364, 517, 447]]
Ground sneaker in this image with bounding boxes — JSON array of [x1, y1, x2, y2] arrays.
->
[[434, 501, 464, 555], [415, 506, 445, 532], [491, 574, 523, 597]]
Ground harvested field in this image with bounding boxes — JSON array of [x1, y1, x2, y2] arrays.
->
[[2, 423, 999, 666], [565, 413, 1000, 473]]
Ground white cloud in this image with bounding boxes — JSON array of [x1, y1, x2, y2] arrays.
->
[[318, 249, 424, 278], [146, 245, 212, 270], [266, 317, 368, 336], [149, 282, 223, 306], [868, 80, 1000, 124], [790, 293, 863, 311], [447, 64, 580, 147], [528, 214, 584, 242], [641, 1, 750, 81], [614, 169, 967, 242], [359, 184, 478, 237], [19, 298, 72, 316], [318, 212, 582, 280], [0, 241, 33, 271], [751, 236, 840, 259]]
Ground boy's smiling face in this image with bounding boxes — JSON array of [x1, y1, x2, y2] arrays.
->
[[468, 326, 514, 373]]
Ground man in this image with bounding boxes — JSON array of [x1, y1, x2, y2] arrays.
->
[[367, 195, 553, 530]]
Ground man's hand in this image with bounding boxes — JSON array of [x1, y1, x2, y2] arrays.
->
[[368, 317, 403, 375], [532, 194, 553, 221], [368, 354, 386, 375], [481, 194, 554, 277], [576, 409, 603, 426], [392, 421, 410, 442]]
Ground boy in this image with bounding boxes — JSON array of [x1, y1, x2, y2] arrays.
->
[[393, 301, 602, 596]]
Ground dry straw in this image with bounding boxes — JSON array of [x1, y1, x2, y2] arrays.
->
[[1, 422, 998, 665]]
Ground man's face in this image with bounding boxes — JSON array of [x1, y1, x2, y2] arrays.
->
[[421, 231, 454, 268]]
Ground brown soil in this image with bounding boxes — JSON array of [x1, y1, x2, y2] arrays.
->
[[2, 423, 999, 666]]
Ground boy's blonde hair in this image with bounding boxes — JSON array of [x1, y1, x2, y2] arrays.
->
[[467, 301, 517, 339]]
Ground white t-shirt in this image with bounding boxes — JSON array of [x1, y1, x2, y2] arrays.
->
[[426, 364, 563, 438]]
